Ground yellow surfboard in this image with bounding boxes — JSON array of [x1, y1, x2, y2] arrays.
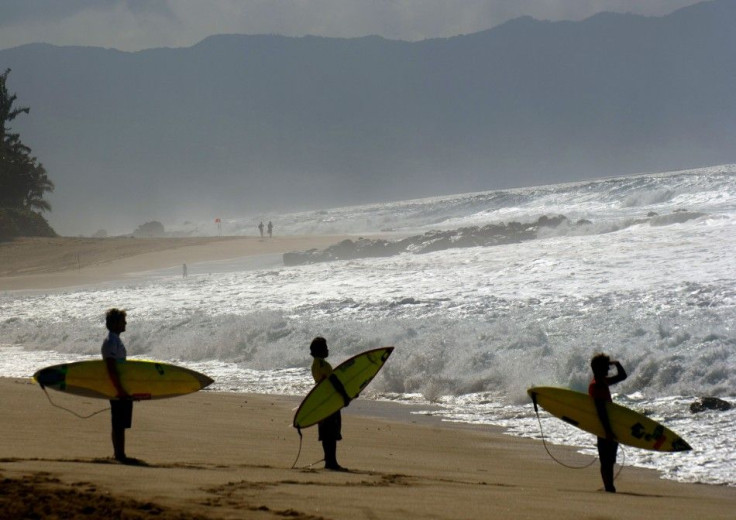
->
[[527, 386, 691, 452], [33, 359, 214, 400], [293, 347, 394, 429]]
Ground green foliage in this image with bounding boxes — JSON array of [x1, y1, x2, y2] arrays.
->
[[0, 68, 56, 236], [0, 207, 57, 239]]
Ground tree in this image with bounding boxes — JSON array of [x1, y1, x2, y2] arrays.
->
[[133, 221, 165, 237], [0, 68, 54, 212]]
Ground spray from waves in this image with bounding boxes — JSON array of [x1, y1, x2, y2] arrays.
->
[[6, 287, 734, 403], [621, 188, 676, 207], [167, 165, 736, 237]]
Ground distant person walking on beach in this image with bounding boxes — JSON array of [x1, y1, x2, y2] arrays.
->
[[101, 308, 133, 463], [267, 220, 273, 238], [589, 353, 627, 493], [182, 263, 187, 278], [310, 337, 351, 471], [258, 221, 264, 238]]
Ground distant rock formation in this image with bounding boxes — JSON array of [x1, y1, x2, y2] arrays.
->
[[284, 215, 569, 266], [283, 209, 706, 266], [690, 397, 732, 413]]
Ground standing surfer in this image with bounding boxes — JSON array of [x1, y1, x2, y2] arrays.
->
[[589, 353, 627, 492], [102, 308, 132, 463], [309, 337, 351, 471]]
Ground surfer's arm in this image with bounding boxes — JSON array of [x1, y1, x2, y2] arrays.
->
[[328, 373, 352, 407], [104, 357, 129, 399], [606, 361, 627, 386]]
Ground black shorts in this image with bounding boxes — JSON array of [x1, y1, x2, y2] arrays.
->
[[597, 437, 618, 466], [110, 399, 133, 430], [318, 411, 342, 442]]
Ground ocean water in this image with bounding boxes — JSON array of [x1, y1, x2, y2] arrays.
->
[[2, 164, 735, 486]]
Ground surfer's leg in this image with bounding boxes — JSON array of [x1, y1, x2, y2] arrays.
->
[[319, 412, 345, 470], [110, 400, 132, 461], [597, 438, 617, 492], [112, 427, 126, 460], [322, 439, 337, 468]]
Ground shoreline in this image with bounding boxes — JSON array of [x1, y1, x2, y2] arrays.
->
[[2, 377, 734, 519]]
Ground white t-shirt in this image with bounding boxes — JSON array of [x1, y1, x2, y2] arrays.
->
[[101, 332, 127, 360]]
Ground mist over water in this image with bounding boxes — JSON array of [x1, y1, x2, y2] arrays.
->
[[2, 164, 735, 485]]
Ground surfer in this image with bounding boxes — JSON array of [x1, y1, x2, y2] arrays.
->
[[267, 220, 273, 238], [101, 308, 132, 463], [589, 353, 627, 493], [258, 221, 264, 238], [310, 337, 351, 471]]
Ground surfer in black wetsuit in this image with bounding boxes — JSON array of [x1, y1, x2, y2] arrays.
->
[[310, 337, 351, 471], [589, 353, 627, 493]]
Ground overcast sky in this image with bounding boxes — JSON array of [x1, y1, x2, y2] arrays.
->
[[0, 0, 705, 51]]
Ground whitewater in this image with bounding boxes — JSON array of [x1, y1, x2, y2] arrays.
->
[[1, 164, 734, 486]]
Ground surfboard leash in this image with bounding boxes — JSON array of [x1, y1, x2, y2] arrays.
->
[[290, 427, 325, 469], [39, 386, 110, 419], [290, 427, 304, 469], [531, 392, 597, 470], [531, 393, 626, 479]]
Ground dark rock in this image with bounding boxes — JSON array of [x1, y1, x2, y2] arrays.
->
[[690, 396, 732, 413], [282, 215, 569, 265]]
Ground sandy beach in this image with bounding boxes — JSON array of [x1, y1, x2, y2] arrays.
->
[[2, 236, 735, 518], [0, 235, 347, 291], [1, 378, 734, 520]]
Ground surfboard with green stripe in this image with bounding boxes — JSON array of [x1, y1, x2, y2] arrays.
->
[[294, 347, 394, 429]]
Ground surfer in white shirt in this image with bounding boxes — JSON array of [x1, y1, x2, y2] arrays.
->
[[101, 308, 132, 463]]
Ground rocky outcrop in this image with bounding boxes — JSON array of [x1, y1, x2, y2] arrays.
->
[[690, 397, 732, 413], [283, 215, 570, 266]]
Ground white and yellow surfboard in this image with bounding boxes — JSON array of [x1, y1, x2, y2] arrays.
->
[[33, 359, 213, 400], [528, 386, 691, 452]]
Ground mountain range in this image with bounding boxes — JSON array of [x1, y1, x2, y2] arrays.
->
[[1, 0, 734, 235]]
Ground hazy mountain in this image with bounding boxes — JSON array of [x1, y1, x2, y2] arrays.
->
[[1, 0, 734, 235]]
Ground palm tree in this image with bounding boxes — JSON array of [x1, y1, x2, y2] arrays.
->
[[0, 69, 54, 212]]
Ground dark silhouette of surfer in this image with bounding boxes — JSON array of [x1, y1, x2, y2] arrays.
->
[[258, 221, 264, 238], [589, 353, 627, 492], [310, 337, 351, 471], [101, 308, 133, 463], [267, 220, 273, 238]]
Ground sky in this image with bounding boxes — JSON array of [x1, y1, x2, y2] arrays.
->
[[0, 0, 705, 51]]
